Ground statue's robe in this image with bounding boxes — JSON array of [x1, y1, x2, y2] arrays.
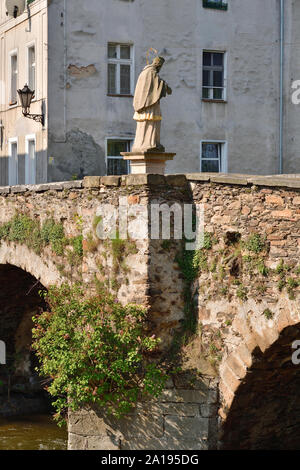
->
[[132, 65, 167, 152]]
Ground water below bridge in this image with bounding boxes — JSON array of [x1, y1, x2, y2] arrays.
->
[[0, 415, 67, 450]]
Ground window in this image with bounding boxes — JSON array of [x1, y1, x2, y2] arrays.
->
[[202, 51, 226, 101], [28, 45, 36, 92], [106, 139, 132, 175], [201, 141, 227, 173], [107, 44, 133, 95], [8, 139, 18, 185], [10, 53, 18, 105], [25, 135, 36, 184], [203, 0, 228, 10]]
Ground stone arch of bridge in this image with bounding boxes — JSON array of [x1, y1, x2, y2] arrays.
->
[[0, 241, 62, 288], [219, 304, 300, 449], [0, 243, 62, 415]]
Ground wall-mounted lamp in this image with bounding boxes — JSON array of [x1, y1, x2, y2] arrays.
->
[[17, 84, 44, 126]]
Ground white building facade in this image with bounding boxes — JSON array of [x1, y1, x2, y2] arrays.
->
[[0, 0, 299, 183]]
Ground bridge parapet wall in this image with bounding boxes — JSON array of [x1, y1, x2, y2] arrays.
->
[[1, 173, 300, 449]]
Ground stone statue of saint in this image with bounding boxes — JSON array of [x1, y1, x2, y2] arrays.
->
[[132, 56, 172, 152]]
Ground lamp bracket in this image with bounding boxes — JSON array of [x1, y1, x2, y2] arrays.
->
[[22, 111, 45, 126]]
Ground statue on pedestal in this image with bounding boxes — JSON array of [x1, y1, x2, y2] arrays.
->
[[132, 56, 172, 152]]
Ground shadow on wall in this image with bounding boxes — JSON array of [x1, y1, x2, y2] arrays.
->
[[48, 129, 106, 182], [69, 372, 219, 451], [0, 264, 50, 417], [221, 324, 300, 450]]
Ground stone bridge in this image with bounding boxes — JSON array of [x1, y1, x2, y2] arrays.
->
[[0, 173, 300, 449]]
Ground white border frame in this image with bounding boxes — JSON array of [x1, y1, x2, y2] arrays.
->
[[202, 50, 227, 101], [200, 139, 228, 173], [8, 48, 18, 106], [105, 136, 133, 175], [107, 43, 135, 95], [8, 137, 18, 186], [25, 133, 36, 184], [26, 40, 36, 100]]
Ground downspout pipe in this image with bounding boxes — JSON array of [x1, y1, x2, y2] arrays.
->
[[279, 0, 284, 174]]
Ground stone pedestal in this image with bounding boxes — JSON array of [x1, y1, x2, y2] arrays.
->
[[121, 151, 176, 175]]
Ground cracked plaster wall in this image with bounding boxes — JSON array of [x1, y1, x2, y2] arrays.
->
[[47, 0, 300, 179]]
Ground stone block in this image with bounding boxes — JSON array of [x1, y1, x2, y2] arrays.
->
[[164, 416, 209, 440], [159, 389, 208, 403], [68, 433, 120, 450], [83, 176, 101, 188], [122, 436, 208, 450], [165, 174, 187, 187], [186, 173, 211, 182], [101, 176, 120, 186], [61, 180, 83, 189], [200, 403, 217, 418], [11, 185, 27, 193], [225, 353, 247, 379], [265, 195, 284, 205], [211, 175, 248, 186], [28, 183, 50, 192], [220, 364, 241, 393], [0, 186, 10, 194], [235, 343, 252, 368], [124, 174, 166, 186], [159, 403, 200, 417], [271, 209, 293, 219]]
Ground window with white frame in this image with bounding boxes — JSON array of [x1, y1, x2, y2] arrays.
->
[[201, 141, 227, 173], [25, 136, 36, 184], [107, 43, 133, 95], [28, 45, 36, 92], [8, 139, 18, 185], [10, 53, 18, 105], [202, 51, 225, 100], [106, 139, 132, 175]]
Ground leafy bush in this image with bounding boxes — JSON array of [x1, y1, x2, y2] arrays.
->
[[32, 284, 167, 424]]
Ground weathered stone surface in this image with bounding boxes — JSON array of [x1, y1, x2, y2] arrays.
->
[[164, 416, 209, 439], [122, 437, 209, 451], [101, 176, 120, 186], [186, 173, 211, 182], [83, 176, 101, 188], [61, 180, 83, 189], [124, 174, 166, 186], [165, 174, 187, 187], [0, 175, 299, 450], [159, 389, 208, 403], [0, 186, 10, 194], [210, 175, 249, 186], [10, 185, 27, 193]]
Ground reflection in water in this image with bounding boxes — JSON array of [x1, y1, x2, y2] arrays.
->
[[0, 415, 67, 450]]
